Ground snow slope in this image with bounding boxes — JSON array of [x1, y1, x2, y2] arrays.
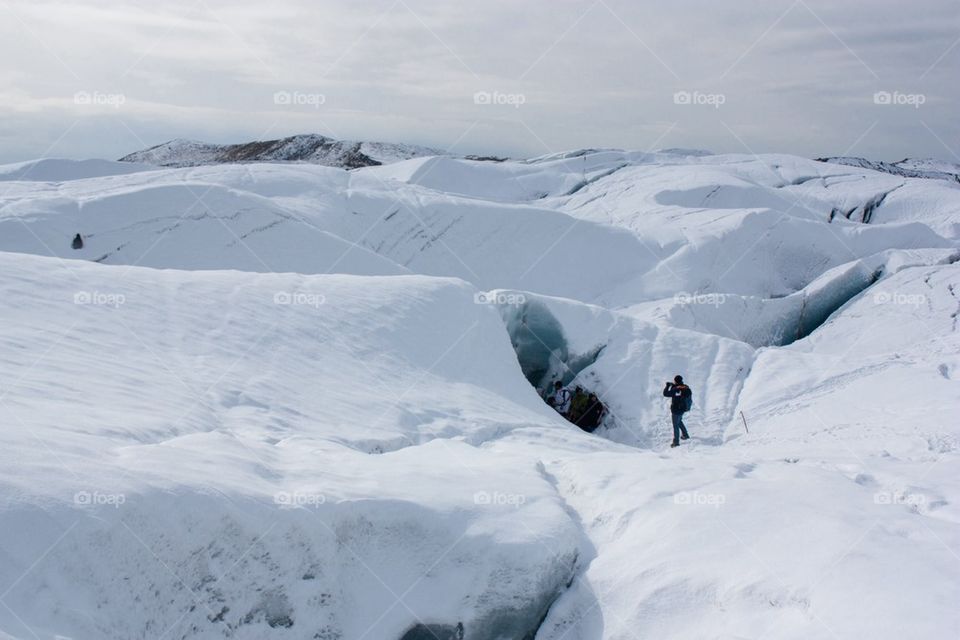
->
[[505, 263, 960, 640], [3, 152, 957, 303], [0, 148, 958, 639], [0, 158, 154, 182], [0, 253, 588, 640]]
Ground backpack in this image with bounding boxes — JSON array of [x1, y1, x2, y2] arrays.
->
[[570, 388, 588, 414], [681, 387, 693, 413]]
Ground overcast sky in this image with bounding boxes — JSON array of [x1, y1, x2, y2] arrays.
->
[[1, 0, 958, 164]]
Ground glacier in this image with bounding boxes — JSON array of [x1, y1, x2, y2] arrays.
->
[[0, 148, 957, 639]]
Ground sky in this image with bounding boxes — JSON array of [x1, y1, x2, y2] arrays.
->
[[0, 0, 958, 164]]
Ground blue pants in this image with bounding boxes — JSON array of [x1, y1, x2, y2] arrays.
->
[[671, 412, 689, 444]]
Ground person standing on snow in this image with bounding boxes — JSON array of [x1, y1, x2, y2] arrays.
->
[[552, 381, 572, 419], [663, 375, 692, 447]]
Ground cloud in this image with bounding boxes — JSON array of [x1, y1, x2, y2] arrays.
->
[[0, 0, 957, 163]]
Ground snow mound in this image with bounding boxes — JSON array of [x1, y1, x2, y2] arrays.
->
[[4, 151, 959, 305], [362, 155, 587, 201], [516, 263, 960, 640], [0, 178, 406, 276], [737, 261, 960, 438], [0, 158, 154, 182], [623, 248, 959, 347], [0, 253, 585, 639]]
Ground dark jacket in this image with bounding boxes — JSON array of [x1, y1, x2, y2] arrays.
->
[[663, 383, 691, 414]]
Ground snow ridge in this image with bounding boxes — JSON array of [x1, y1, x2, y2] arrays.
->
[[817, 155, 960, 183]]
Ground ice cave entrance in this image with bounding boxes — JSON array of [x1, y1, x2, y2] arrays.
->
[[499, 298, 604, 401]]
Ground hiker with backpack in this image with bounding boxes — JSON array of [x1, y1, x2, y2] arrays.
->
[[576, 392, 605, 433], [568, 386, 588, 424], [551, 381, 572, 419], [663, 375, 692, 447]]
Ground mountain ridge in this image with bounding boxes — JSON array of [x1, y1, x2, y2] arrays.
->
[[120, 135, 960, 185], [118, 133, 447, 169], [817, 155, 960, 183]]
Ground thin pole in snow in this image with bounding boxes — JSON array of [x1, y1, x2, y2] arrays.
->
[[740, 411, 749, 434]]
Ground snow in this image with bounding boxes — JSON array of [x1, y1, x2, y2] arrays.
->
[[621, 248, 958, 347], [0, 147, 958, 639], [0, 254, 583, 639], [819, 155, 960, 184], [0, 158, 154, 182], [358, 141, 448, 165]]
